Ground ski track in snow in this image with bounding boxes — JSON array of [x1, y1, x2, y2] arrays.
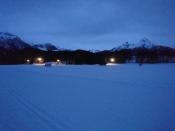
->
[[0, 64, 175, 131], [8, 89, 74, 131]]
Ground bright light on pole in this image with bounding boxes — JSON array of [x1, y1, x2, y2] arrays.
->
[[110, 58, 115, 63], [56, 59, 60, 62], [36, 57, 44, 63], [26, 59, 30, 63]]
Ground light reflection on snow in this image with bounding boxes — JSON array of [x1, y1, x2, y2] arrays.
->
[[106, 63, 119, 66]]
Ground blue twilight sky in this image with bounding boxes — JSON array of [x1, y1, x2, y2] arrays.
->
[[0, 0, 175, 49]]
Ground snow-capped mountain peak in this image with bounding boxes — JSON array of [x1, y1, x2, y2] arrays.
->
[[112, 42, 135, 51], [32, 43, 58, 51], [112, 38, 155, 51], [135, 38, 154, 48], [0, 32, 19, 41], [0, 32, 30, 49]]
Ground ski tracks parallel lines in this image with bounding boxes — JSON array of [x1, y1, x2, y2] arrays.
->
[[8, 89, 76, 131]]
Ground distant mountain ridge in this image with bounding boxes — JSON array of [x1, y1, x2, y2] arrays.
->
[[0, 32, 173, 51], [112, 38, 158, 51], [0, 32, 68, 51], [0, 32, 175, 65], [32, 43, 58, 51], [0, 32, 31, 49]]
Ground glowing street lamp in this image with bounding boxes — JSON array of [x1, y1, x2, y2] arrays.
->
[[38, 57, 42, 62], [36, 57, 44, 63], [26, 59, 30, 63], [110, 58, 115, 63], [56, 59, 60, 63]]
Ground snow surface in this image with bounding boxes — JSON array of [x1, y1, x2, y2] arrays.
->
[[0, 64, 175, 131]]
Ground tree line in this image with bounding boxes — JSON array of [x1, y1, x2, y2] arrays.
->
[[0, 46, 175, 65]]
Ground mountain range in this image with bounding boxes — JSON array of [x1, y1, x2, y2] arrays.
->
[[0, 32, 30, 49], [0, 32, 175, 64], [0, 32, 173, 51]]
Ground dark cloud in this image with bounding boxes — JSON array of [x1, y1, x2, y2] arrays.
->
[[0, 0, 175, 49]]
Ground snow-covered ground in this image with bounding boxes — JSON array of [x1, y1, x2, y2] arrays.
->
[[0, 64, 175, 131]]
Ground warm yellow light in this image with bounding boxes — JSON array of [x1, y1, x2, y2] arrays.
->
[[35, 57, 44, 63], [37, 57, 43, 62], [56, 59, 60, 62], [110, 58, 115, 63]]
